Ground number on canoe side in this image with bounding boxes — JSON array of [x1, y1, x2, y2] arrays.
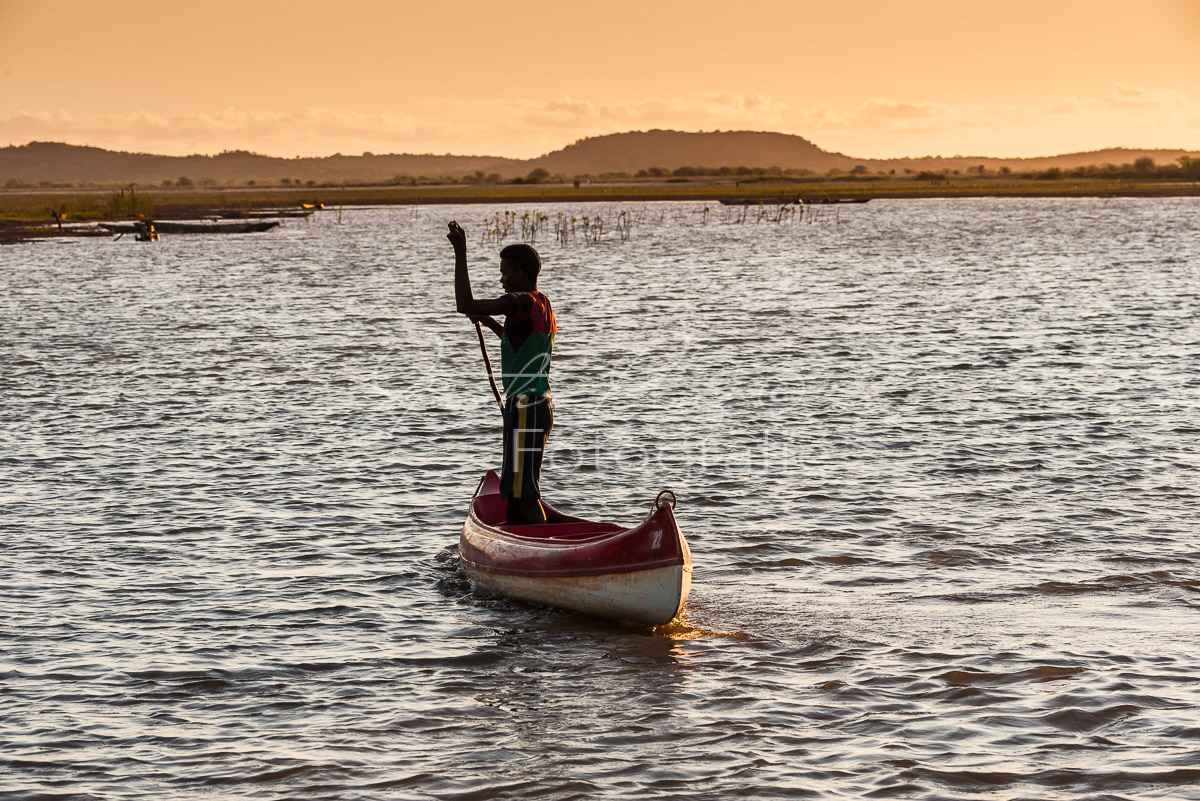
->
[[651, 530, 663, 549]]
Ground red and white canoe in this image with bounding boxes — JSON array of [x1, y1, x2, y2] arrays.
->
[[459, 471, 692, 626]]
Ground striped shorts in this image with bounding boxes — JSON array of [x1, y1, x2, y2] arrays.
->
[[500, 394, 553, 501]]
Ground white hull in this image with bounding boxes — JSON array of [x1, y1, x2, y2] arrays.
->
[[463, 562, 692, 626]]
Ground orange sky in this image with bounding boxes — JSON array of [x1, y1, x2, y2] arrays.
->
[[1, 0, 1198, 159]]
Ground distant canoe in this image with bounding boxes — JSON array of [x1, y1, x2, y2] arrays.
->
[[718, 197, 801, 206], [717, 197, 871, 206], [219, 209, 314, 219], [102, 220, 281, 235], [802, 197, 871, 204]]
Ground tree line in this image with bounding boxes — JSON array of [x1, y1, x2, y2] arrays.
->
[[6, 156, 1199, 189]]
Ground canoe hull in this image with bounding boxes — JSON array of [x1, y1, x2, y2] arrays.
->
[[459, 471, 691, 625], [462, 562, 691, 626]]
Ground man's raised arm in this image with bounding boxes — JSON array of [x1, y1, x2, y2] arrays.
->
[[448, 221, 515, 317]]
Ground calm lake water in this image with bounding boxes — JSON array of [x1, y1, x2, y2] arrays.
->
[[3, 198, 1199, 800]]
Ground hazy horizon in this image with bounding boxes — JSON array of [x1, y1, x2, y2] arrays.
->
[[5, 129, 1199, 164], [2, 0, 1198, 160]]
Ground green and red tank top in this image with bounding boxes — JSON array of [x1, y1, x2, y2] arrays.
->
[[501, 291, 555, 397]]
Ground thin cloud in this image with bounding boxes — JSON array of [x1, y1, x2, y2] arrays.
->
[[0, 108, 479, 156], [1, 86, 1196, 159], [800, 88, 1199, 156], [438, 94, 790, 133], [1107, 84, 1192, 109], [857, 99, 939, 121]]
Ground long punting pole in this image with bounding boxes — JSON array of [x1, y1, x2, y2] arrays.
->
[[474, 321, 504, 417]]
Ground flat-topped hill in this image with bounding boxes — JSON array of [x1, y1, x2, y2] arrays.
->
[[525, 130, 859, 174]]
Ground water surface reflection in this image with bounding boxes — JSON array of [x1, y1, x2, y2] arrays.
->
[[3, 198, 1199, 799]]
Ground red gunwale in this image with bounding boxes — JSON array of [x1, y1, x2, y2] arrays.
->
[[460, 471, 688, 579]]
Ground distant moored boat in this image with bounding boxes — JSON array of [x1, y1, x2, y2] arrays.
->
[[101, 220, 281, 235]]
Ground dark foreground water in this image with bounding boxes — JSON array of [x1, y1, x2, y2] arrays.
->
[[2, 198, 1199, 800]]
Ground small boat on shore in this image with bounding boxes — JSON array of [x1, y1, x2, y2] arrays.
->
[[459, 471, 692, 626]]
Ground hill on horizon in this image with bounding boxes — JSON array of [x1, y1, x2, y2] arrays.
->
[[2, 132, 1198, 187], [525, 130, 859, 174], [0, 141, 520, 187]]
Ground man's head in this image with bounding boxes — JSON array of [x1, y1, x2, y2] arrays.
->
[[499, 243, 541, 293]]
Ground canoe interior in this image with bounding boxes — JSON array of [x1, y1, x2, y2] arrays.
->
[[471, 471, 624, 540]]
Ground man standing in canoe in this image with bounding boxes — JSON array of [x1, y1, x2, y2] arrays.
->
[[447, 221, 556, 525]]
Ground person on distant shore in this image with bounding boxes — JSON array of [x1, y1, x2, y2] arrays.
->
[[447, 221, 556, 525]]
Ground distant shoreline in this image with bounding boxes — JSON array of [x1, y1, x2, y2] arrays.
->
[[3, 178, 1199, 242]]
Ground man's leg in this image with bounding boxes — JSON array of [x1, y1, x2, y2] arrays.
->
[[506, 496, 546, 525], [504, 395, 552, 525]]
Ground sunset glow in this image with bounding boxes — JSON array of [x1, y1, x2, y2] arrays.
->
[[2, 0, 1198, 159]]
